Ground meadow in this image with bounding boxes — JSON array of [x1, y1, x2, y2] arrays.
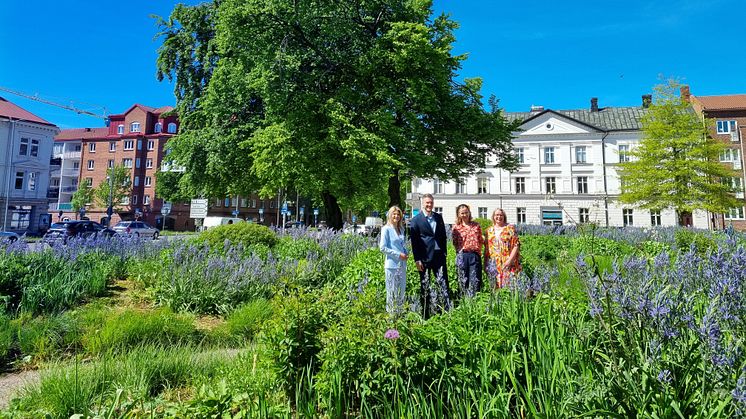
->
[[0, 222, 743, 418]]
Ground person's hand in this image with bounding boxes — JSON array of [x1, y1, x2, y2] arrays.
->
[[415, 261, 424, 271], [399, 253, 408, 260], [503, 260, 513, 270]]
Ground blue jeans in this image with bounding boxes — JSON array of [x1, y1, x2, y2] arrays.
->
[[457, 251, 483, 298]]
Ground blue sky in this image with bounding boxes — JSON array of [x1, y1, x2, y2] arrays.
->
[[2, 0, 745, 129]]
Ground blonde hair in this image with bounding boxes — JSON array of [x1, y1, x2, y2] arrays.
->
[[455, 204, 471, 226], [386, 206, 404, 234], [491, 208, 508, 226]]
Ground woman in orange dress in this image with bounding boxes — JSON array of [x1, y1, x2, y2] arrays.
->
[[484, 208, 521, 288]]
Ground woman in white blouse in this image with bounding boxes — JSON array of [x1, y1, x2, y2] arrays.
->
[[379, 206, 408, 315]]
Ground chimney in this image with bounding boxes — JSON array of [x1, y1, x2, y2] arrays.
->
[[642, 94, 652, 109], [680, 85, 691, 102], [590, 97, 598, 112], [530, 105, 544, 113]]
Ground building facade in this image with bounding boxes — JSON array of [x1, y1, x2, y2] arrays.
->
[[685, 87, 746, 230], [0, 97, 59, 233], [412, 97, 710, 228]]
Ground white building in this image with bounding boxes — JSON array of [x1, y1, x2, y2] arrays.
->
[[412, 97, 709, 228], [0, 97, 60, 233]]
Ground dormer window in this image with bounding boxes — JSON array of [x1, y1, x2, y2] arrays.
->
[[130, 122, 141, 133], [167, 123, 177, 134], [154, 122, 162, 133], [117, 124, 124, 135]]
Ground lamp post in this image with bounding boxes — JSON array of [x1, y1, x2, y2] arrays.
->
[[258, 207, 264, 224]]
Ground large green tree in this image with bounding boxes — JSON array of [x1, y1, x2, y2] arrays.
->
[[156, 0, 519, 228], [70, 182, 94, 214], [93, 165, 133, 213], [619, 80, 741, 226]]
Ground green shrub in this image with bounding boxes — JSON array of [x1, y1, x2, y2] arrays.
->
[[198, 223, 277, 251], [12, 313, 83, 363], [225, 299, 273, 341], [473, 217, 492, 232], [568, 235, 635, 259], [674, 228, 718, 254], [0, 313, 14, 365], [274, 236, 322, 261], [82, 309, 197, 355]]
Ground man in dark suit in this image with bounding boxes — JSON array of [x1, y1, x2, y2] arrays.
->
[[409, 193, 452, 318]]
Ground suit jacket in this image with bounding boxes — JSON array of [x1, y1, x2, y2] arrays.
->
[[409, 211, 447, 266]]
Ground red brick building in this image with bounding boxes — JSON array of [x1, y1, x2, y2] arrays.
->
[[685, 86, 746, 230]]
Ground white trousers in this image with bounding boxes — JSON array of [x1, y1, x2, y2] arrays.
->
[[385, 265, 407, 315]]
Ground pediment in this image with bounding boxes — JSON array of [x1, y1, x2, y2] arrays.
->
[[519, 112, 598, 136]]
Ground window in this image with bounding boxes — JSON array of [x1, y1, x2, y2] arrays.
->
[[650, 210, 661, 226], [19, 138, 28, 155], [85, 177, 93, 186], [579, 208, 590, 223], [478, 207, 487, 219], [144, 195, 150, 205], [251, 199, 257, 208], [720, 148, 741, 162], [224, 197, 231, 207], [717, 120, 737, 134], [121, 196, 130, 205], [456, 178, 466, 194], [109, 141, 116, 152], [618, 145, 630, 163], [516, 147, 525, 164], [9, 206, 31, 229], [270, 200, 275, 208], [30, 139, 39, 157], [131, 122, 141, 133], [26, 172, 36, 191], [575, 146, 587, 163], [577, 176, 588, 194], [147, 140, 155, 150], [123, 140, 134, 150], [726, 207, 745, 220], [134, 176, 140, 187], [117, 125, 124, 135], [122, 158, 133, 168], [623, 209, 634, 226], [239, 198, 247, 208], [144, 176, 152, 187], [73, 161, 80, 170], [74, 144, 82, 152], [87, 160, 95, 170], [108, 159, 114, 169], [154, 123, 162, 133], [167, 123, 177, 134], [544, 147, 555, 164], [89, 143, 96, 152], [515, 177, 525, 194], [478, 177, 489, 194], [516, 208, 526, 224], [545, 177, 556, 194], [136, 140, 142, 151], [145, 158, 153, 169], [14, 172, 23, 190], [132, 194, 138, 205], [433, 178, 443, 194], [135, 158, 141, 169], [434, 207, 443, 214], [542, 209, 563, 226]]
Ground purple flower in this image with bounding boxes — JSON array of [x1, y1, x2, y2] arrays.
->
[[657, 369, 672, 385], [384, 329, 400, 340]]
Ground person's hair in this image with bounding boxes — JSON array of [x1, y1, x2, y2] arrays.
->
[[455, 204, 471, 226], [386, 206, 404, 234], [491, 208, 508, 226], [421, 193, 434, 201]]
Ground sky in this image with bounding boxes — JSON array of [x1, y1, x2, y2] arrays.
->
[[2, 0, 745, 129]]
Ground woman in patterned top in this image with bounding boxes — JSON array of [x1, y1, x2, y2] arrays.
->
[[451, 204, 484, 298], [484, 208, 521, 288]]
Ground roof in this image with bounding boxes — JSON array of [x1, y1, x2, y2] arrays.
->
[[506, 107, 647, 131], [55, 127, 110, 141], [109, 103, 172, 118], [692, 95, 746, 111], [0, 97, 57, 127]]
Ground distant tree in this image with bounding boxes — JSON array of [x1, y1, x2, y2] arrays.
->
[[70, 182, 94, 213], [619, 80, 740, 225], [93, 165, 133, 212], [155, 0, 519, 229]]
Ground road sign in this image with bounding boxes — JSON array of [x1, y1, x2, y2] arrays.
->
[[352, 215, 357, 223], [161, 202, 172, 216], [313, 208, 319, 216], [281, 202, 288, 212], [232, 209, 239, 217], [300, 206, 305, 215], [190, 198, 208, 219]]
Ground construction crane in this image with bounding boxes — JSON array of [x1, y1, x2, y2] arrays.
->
[[0, 86, 109, 125]]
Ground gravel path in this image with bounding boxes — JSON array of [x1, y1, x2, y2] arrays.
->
[[0, 370, 40, 410]]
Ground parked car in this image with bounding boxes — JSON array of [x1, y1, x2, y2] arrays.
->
[[342, 224, 367, 235], [113, 221, 160, 239], [43, 221, 116, 244], [0, 232, 20, 243]]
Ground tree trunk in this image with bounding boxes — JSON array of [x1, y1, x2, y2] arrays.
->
[[387, 169, 401, 209], [321, 191, 343, 230]]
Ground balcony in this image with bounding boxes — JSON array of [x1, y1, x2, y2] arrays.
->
[[47, 188, 60, 199], [61, 169, 79, 177], [63, 151, 81, 159], [51, 203, 73, 211]]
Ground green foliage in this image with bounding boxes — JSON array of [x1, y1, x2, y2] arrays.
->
[[520, 235, 570, 263], [473, 217, 492, 232], [674, 228, 718, 253], [93, 165, 133, 212], [70, 182, 94, 213], [82, 309, 197, 355], [0, 313, 14, 364], [619, 79, 741, 220], [568, 235, 635, 259], [197, 223, 277, 251], [224, 299, 273, 342], [274, 236, 322, 261]]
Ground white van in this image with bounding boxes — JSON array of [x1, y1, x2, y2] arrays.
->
[[201, 217, 246, 230]]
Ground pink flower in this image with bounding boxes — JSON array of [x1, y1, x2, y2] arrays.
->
[[384, 328, 400, 340]]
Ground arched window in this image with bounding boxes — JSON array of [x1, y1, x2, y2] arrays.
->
[[167, 123, 177, 134], [154, 122, 162, 133], [130, 122, 141, 133], [117, 124, 124, 135]]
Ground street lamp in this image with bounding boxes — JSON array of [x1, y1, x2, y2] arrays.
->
[[258, 207, 264, 224]]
